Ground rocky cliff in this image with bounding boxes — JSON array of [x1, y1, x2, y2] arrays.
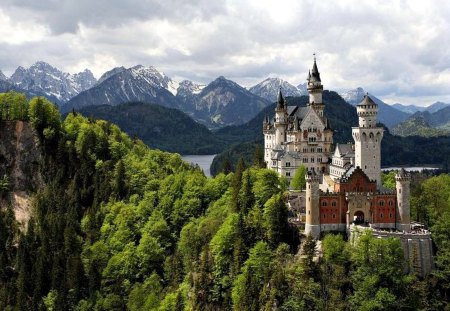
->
[[0, 121, 44, 226]]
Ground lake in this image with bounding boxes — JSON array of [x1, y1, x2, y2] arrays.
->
[[181, 154, 216, 177], [382, 166, 439, 172]]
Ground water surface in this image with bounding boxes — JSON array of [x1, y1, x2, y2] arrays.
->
[[182, 155, 216, 177]]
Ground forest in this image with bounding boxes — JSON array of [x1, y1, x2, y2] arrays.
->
[[1, 91, 450, 310]]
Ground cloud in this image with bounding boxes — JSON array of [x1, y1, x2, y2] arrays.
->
[[0, 0, 449, 106]]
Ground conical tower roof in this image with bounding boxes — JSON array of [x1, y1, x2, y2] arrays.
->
[[276, 87, 285, 110], [357, 93, 377, 106]]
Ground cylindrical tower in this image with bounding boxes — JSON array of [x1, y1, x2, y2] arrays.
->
[[305, 169, 320, 238], [307, 56, 325, 117], [396, 168, 411, 232], [352, 94, 384, 187], [274, 88, 287, 145]]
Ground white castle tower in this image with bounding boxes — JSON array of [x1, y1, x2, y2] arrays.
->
[[305, 169, 320, 238], [274, 89, 287, 146], [307, 56, 325, 118], [396, 168, 411, 232], [352, 94, 384, 187]]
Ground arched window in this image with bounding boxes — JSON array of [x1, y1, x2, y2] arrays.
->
[[331, 201, 337, 207], [322, 201, 327, 207]]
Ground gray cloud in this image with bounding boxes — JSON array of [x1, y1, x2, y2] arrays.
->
[[0, 0, 449, 106]]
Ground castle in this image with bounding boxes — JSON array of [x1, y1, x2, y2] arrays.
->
[[264, 58, 433, 276]]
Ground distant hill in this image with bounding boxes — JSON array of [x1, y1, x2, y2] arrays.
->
[[392, 102, 450, 114], [77, 102, 224, 155], [339, 87, 410, 128], [392, 106, 450, 137]]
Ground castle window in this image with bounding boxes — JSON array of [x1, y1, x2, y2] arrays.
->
[[311, 158, 315, 163], [286, 162, 291, 167], [303, 158, 308, 163], [322, 201, 327, 206], [380, 213, 383, 218], [388, 200, 393, 206], [272, 161, 276, 166], [389, 213, 393, 218], [332, 214, 336, 219], [331, 201, 337, 207], [286, 172, 290, 177], [311, 148, 315, 152], [323, 214, 326, 219], [379, 200, 385, 206], [318, 148, 322, 152], [303, 148, 308, 152]]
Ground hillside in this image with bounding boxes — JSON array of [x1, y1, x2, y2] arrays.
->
[[1, 91, 450, 310], [77, 102, 223, 154], [392, 106, 450, 137]]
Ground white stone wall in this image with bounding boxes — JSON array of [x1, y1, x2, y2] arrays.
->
[[352, 127, 384, 186]]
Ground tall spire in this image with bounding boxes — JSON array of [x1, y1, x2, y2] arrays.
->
[[310, 54, 321, 82], [276, 87, 285, 110]]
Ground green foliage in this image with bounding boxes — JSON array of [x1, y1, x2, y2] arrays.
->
[[0, 91, 29, 121], [77, 102, 225, 154], [381, 171, 396, 190], [28, 96, 61, 140], [232, 241, 274, 310], [290, 165, 307, 190], [2, 92, 450, 310]]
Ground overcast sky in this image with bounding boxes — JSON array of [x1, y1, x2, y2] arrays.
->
[[0, 0, 449, 106]]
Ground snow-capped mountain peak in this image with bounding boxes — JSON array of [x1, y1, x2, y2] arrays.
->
[[339, 87, 366, 106], [9, 61, 97, 104], [248, 77, 307, 102], [129, 65, 179, 95]]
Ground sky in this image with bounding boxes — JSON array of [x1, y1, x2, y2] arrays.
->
[[0, 0, 449, 106]]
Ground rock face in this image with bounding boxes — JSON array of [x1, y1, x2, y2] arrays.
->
[[0, 121, 44, 225], [62, 65, 179, 113], [188, 76, 271, 128], [249, 77, 307, 102], [9, 61, 96, 105]]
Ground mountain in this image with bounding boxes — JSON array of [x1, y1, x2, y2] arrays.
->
[[0, 70, 7, 81], [9, 61, 96, 104], [64, 68, 270, 129], [392, 102, 450, 114], [392, 103, 422, 114], [248, 78, 307, 102], [392, 105, 450, 137], [175, 79, 205, 110], [62, 65, 180, 113], [96, 66, 126, 85], [184, 76, 271, 128], [339, 87, 410, 128], [76, 102, 223, 154], [426, 101, 450, 113]]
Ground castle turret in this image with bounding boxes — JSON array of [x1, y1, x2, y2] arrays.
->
[[396, 168, 411, 232], [274, 88, 287, 145], [307, 56, 325, 117], [352, 94, 384, 187], [305, 169, 320, 238]]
